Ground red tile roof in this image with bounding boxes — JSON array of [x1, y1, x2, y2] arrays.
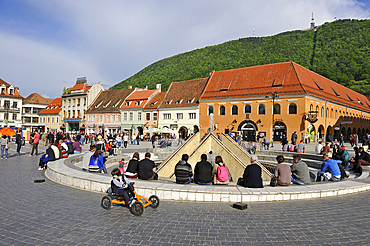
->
[[144, 92, 166, 110], [160, 78, 208, 109], [200, 62, 370, 112], [86, 88, 135, 113], [23, 93, 53, 105], [120, 89, 158, 109], [38, 98, 62, 115], [0, 78, 23, 99], [71, 83, 88, 91]]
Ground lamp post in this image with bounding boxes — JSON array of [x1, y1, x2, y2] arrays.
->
[[265, 91, 279, 147]]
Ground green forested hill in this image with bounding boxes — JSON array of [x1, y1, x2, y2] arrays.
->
[[110, 19, 370, 96]]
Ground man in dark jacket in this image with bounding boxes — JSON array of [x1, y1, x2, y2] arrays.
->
[[174, 154, 193, 184], [241, 155, 263, 188], [138, 152, 158, 180], [194, 154, 213, 185], [357, 147, 370, 168], [291, 131, 298, 145]]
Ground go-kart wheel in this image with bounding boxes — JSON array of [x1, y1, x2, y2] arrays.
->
[[130, 201, 144, 216], [101, 196, 112, 210], [149, 195, 160, 209]]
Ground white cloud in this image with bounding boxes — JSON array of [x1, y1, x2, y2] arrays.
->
[[0, 0, 369, 98]]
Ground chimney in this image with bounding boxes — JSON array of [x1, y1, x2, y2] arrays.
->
[[144, 85, 148, 90], [156, 84, 161, 91], [128, 85, 132, 89]]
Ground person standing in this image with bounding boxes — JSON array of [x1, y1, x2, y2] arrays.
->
[[30, 130, 40, 156], [291, 131, 298, 145], [260, 135, 270, 150], [15, 130, 22, 156], [340, 133, 344, 146], [0, 135, 9, 159], [123, 134, 129, 148]]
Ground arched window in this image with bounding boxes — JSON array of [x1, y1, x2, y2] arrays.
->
[[288, 103, 297, 114], [326, 108, 329, 118], [331, 109, 333, 119], [335, 110, 338, 119], [244, 104, 251, 113], [207, 106, 213, 115], [219, 106, 225, 115], [258, 104, 265, 115], [316, 106, 319, 114], [273, 103, 281, 114], [321, 107, 324, 117], [310, 104, 313, 111], [231, 105, 238, 115]]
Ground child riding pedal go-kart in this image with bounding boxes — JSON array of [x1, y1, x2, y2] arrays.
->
[[101, 168, 159, 216]]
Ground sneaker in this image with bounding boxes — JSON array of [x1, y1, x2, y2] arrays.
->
[[128, 201, 133, 207], [38, 167, 43, 171]]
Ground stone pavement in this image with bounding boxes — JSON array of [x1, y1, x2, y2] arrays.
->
[[2, 148, 370, 245], [2, 141, 370, 245]]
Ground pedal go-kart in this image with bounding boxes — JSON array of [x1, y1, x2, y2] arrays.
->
[[101, 183, 159, 216]]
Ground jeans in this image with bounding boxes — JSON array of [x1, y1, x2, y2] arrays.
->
[[117, 141, 121, 148], [291, 175, 307, 185], [107, 149, 114, 156], [74, 151, 81, 154], [16, 142, 22, 155], [176, 177, 192, 184], [317, 171, 340, 182], [81, 139, 85, 145], [263, 143, 270, 150], [1, 145, 8, 158], [344, 161, 351, 170]]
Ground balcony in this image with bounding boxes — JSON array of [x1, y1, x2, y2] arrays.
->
[[0, 106, 20, 113]]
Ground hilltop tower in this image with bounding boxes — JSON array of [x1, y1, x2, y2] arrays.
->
[[310, 12, 315, 29]]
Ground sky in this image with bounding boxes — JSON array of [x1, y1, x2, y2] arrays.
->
[[0, 0, 369, 99]]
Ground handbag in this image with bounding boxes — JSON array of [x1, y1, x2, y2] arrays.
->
[[5, 143, 9, 149], [270, 175, 278, 187], [29, 138, 33, 144]]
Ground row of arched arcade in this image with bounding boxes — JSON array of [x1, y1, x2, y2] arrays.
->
[[237, 120, 370, 143]]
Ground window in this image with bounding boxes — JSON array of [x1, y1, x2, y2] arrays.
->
[[146, 113, 150, 121], [273, 103, 281, 114], [219, 106, 225, 115], [88, 115, 91, 122], [77, 99, 80, 106], [258, 104, 265, 115], [117, 114, 121, 122], [231, 105, 238, 115], [99, 115, 103, 122], [129, 112, 133, 121], [316, 106, 319, 114], [112, 115, 116, 122], [107, 115, 110, 122], [56, 117, 59, 124], [331, 109, 333, 119], [208, 106, 214, 115], [12, 113, 17, 120], [9, 89, 13, 95], [51, 117, 54, 124], [123, 112, 127, 121], [153, 112, 158, 121], [244, 105, 251, 113], [310, 104, 313, 111], [4, 100, 10, 109], [189, 113, 196, 119], [12, 102, 17, 109], [288, 103, 297, 114], [138, 112, 141, 121], [326, 108, 329, 118], [4, 113, 8, 120], [177, 113, 183, 120], [47, 117, 50, 124], [163, 113, 171, 120], [92, 115, 95, 122], [321, 107, 324, 117]]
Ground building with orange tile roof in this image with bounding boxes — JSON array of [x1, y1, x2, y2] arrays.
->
[[22, 93, 53, 132], [120, 85, 161, 136], [158, 78, 208, 138], [143, 92, 166, 134], [61, 77, 104, 133], [38, 98, 63, 132], [86, 88, 135, 136], [199, 61, 370, 143], [0, 78, 23, 128]]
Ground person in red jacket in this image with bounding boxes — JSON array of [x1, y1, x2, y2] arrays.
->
[[105, 141, 114, 156]]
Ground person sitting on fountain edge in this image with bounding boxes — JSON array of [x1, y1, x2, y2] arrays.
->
[[174, 154, 193, 184], [194, 154, 213, 185]]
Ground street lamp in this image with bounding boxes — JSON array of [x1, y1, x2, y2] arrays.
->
[[265, 91, 279, 147]]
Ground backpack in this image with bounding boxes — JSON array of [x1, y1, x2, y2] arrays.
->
[[217, 164, 229, 182]]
